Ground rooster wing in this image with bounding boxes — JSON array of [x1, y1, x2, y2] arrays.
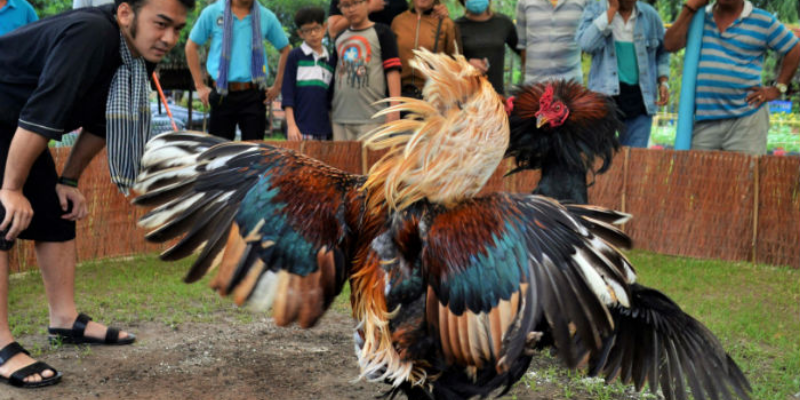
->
[[381, 194, 750, 400], [134, 132, 362, 328]]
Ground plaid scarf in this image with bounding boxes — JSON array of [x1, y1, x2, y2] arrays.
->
[[106, 32, 151, 195], [216, 0, 267, 95]]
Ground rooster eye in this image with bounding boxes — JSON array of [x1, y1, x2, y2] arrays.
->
[[555, 105, 561, 111]]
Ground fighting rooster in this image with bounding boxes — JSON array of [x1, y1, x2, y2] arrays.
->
[[505, 81, 622, 204], [134, 50, 750, 400]]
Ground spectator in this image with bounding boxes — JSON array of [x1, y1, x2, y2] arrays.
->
[[73, 0, 115, 8], [281, 7, 335, 141], [0, 0, 37, 36], [665, 0, 800, 155], [0, 0, 192, 388], [577, 0, 669, 148], [392, 0, 460, 99], [331, 0, 401, 141], [328, 0, 449, 39], [186, 0, 290, 142], [455, 0, 519, 95], [516, 0, 588, 84]]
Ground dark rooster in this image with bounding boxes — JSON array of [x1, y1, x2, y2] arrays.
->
[[133, 50, 750, 400], [505, 81, 622, 204]]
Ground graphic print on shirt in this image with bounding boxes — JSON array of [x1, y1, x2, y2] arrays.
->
[[337, 35, 372, 89]]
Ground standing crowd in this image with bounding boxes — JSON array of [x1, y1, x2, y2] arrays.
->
[[0, 0, 797, 389]]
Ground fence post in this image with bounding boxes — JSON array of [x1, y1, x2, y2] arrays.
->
[[752, 156, 760, 264]]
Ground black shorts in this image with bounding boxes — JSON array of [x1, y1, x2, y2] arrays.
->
[[0, 122, 76, 248]]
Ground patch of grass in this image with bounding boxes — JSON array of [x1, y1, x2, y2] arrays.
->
[[7, 254, 248, 337], [623, 250, 799, 400], [8, 250, 798, 399]]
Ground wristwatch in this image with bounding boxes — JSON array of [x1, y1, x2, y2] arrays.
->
[[775, 83, 788, 94]]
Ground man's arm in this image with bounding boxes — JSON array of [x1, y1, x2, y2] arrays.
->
[[664, 0, 708, 52], [186, 39, 211, 107], [55, 129, 106, 221], [267, 46, 291, 103], [747, 43, 800, 106], [385, 70, 401, 123], [328, 15, 350, 38], [0, 128, 49, 240]]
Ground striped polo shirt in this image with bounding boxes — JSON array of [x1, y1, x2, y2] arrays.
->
[[281, 42, 335, 137], [696, 1, 799, 121], [516, 0, 588, 84]]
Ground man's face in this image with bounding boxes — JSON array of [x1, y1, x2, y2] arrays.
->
[[118, 0, 189, 62], [619, 0, 636, 10]]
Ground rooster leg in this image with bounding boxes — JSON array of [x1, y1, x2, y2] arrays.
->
[[523, 331, 544, 356]]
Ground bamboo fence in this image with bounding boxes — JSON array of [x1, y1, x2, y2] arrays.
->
[[8, 143, 798, 272]]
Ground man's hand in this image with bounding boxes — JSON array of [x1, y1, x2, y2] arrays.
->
[[197, 85, 212, 108], [656, 83, 670, 106], [0, 189, 32, 241], [385, 111, 400, 123], [287, 124, 303, 141], [367, 0, 386, 13], [56, 184, 88, 221], [265, 85, 281, 104], [686, 0, 709, 10], [433, 3, 449, 19], [746, 86, 779, 107], [468, 58, 489, 74]]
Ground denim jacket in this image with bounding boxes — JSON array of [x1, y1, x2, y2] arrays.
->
[[576, 1, 669, 115]]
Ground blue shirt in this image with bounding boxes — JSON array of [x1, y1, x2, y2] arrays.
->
[[188, 1, 289, 82], [0, 0, 38, 36], [281, 43, 335, 137], [695, 1, 799, 121], [576, 1, 669, 116]]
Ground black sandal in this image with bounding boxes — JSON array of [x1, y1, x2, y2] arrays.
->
[[0, 342, 62, 388], [48, 313, 136, 346]]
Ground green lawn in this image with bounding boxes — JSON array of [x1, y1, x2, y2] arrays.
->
[[7, 250, 799, 399]]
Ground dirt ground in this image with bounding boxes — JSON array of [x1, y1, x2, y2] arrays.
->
[[0, 311, 637, 400]]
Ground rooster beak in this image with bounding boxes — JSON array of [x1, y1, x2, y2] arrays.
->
[[536, 115, 548, 128]]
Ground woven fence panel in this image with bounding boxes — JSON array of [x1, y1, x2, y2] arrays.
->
[[625, 149, 755, 261], [301, 141, 362, 174], [265, 140, 301, 152], [587, 149, 626, 211], [8, 148, 159, 273], [756, 157, 800, 268]]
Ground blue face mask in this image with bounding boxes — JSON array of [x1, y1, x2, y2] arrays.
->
[[465, 0, 489, 14]]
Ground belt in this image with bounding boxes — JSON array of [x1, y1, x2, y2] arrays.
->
[[209, 80, 256, 92]]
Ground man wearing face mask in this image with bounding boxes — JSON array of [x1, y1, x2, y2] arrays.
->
[[456, 0, 519, 95]]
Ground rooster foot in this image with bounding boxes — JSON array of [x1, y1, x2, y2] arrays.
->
[[523, 331, 544, 356]]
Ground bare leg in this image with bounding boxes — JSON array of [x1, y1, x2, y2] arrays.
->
[[35, 240, 130, 341], [0, 250, 53, 384]]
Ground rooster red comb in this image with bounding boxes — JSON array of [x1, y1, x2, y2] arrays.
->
[[539, 84, 555, 108]]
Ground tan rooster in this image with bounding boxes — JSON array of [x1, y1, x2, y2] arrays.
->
[[133, 50, 751, 400]]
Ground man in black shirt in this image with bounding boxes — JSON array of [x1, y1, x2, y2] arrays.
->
[[0, 0, 192, 388]]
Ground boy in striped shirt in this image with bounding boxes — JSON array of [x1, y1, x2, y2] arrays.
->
[[281, 7, 336, 141], [665, 0, 800, 155]]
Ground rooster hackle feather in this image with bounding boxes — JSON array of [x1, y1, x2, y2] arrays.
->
[[505, 80, 623, 204], [134, 49, 751, 400]]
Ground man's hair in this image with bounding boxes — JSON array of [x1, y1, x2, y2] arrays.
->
[[115, 0, 196, 12], [294, 6, 325, 29]]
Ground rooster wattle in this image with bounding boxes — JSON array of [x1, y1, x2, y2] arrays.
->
[[133, 50, 750, 400]]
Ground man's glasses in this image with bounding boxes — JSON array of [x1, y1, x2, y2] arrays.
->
[[300, 25, 324, 34], [338, 0, 367, 11]]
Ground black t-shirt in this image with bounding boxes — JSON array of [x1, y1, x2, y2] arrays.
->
[[0, 5, 126, 141], [329, 0, 408, 27], [455, 13, 519, 95]]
